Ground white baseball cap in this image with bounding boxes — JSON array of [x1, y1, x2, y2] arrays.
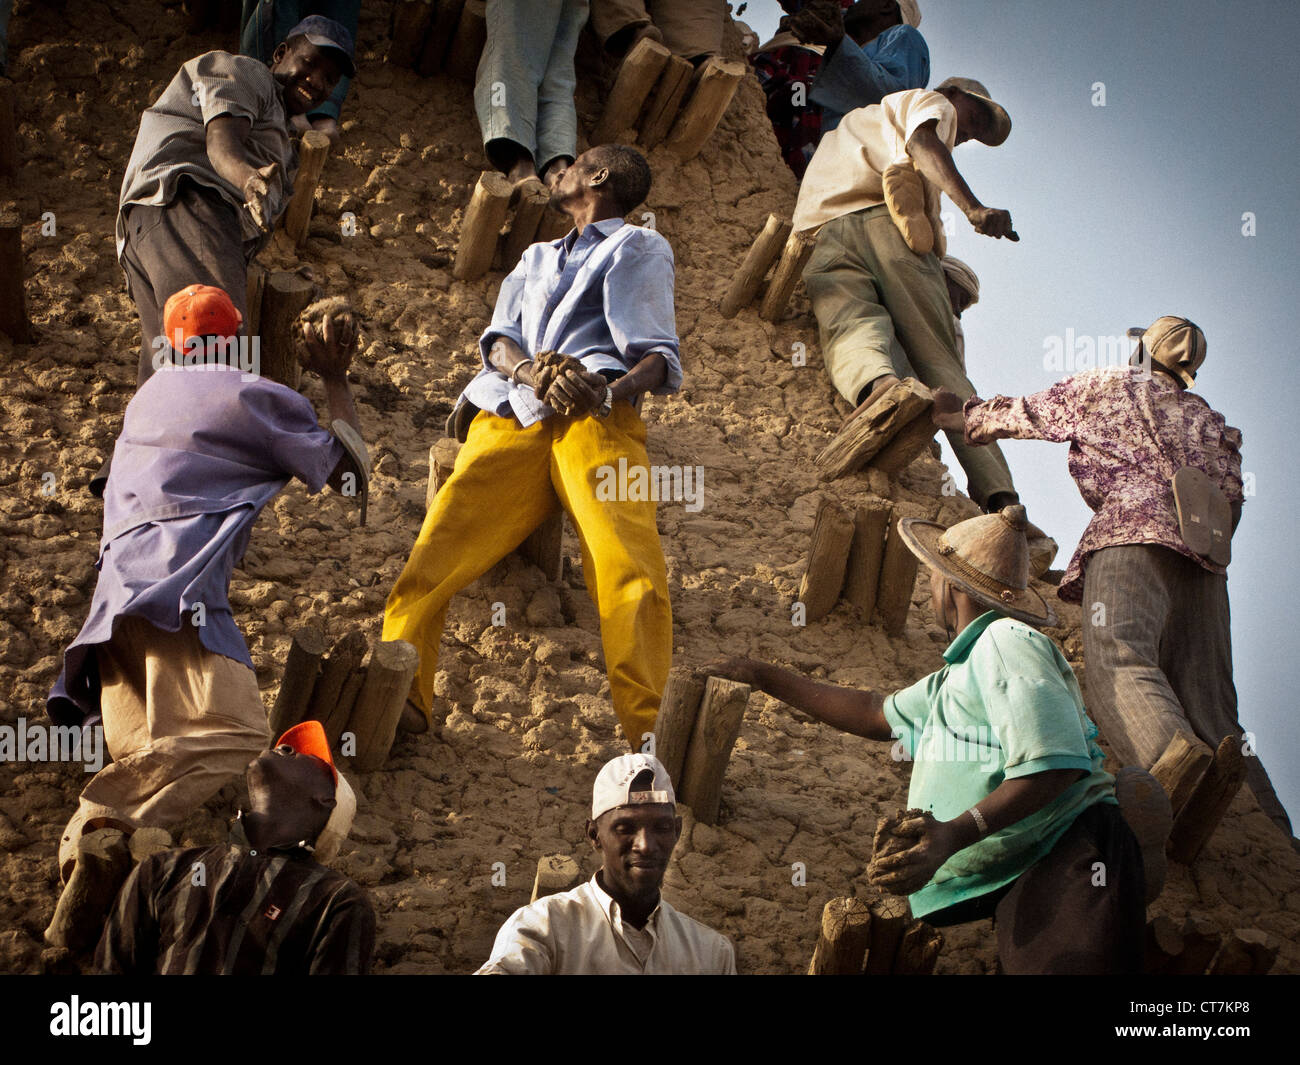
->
[[591, 754, 676, 820]]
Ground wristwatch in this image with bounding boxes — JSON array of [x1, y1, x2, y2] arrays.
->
[[595, 380, 613, 418]]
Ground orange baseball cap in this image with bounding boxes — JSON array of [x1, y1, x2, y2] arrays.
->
[[162, 284, 242, 350], [275, 720, 338, 783]]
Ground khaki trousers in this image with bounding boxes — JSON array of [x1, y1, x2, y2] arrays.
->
[[803, 205, 1015, 507], [383, 405, 673, 749], [59, 617, 269, 877], [590, 0, 727, 59]]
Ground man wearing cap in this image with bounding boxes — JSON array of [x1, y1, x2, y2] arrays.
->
[[931, 318, 1292, 841], [708, 506, 1146, 973], [795, 78, 1020, 512], [755, 1, 928, 179], [46, 286, 365, 934], [112, 16, 355, 400], [241, 4, 361, 148], [382, 145, 679, 749], [476, 754, 736, 974], [97, 720, 374, 975]]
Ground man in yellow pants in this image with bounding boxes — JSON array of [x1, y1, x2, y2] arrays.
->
[[383, 145, 680, 748]]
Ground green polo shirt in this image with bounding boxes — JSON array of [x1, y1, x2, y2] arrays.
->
[[883, 612, 1116, 918]]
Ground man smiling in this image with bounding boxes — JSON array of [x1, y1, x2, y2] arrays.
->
[[476, 754, 736, 974], [104, 15, 355, 469]]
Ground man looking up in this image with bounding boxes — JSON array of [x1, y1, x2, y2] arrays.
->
[[476, 754, 736, 973], [382, 145, 681, 749], [97, 720, 374, 975]]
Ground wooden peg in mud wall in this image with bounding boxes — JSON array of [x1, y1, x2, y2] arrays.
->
[[875, 515, 920, 637], [389, 0, 435, 68], [453, 170, 512, 281], [347, 639, 420, 772], [653, 668, 707, 788], [639, 56, 695, 151], [807, 897, 873, 975], [258, 271, 315, 389], [310, 629, 370, 748], [677, 676, 750, 825], [283, 131, 331, 250], [530, 854, 584, 903], [269, 625, 329, 737], [664, 57, 746, 162], [442, 0, 487, 82], [758, 229, 815, 323], [501, 178, 549, 272], [797, 496, 855, 623], [591, 37, 670, 146], [720, 214, 791, 319]]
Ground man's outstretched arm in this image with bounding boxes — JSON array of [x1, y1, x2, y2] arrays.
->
[[906, 121, 1017, 240], [704, 658, 892, 740]]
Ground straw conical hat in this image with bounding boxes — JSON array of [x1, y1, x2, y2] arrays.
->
[[898, 505, 1056, 627]]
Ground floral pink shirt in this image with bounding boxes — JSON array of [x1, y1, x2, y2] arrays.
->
[[964, 368, 1243, 603]]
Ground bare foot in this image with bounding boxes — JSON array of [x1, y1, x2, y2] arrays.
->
[[838, 374, 900, 432], [625, 23, 665, 53], [542, 160, 569, 192], [507, 158, 539, 185]]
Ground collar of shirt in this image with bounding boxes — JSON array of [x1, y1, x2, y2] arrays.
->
[[590, 871, 663, 941], [941, 610, 1002, 664]]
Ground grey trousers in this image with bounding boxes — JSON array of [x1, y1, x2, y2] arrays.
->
[[475, 0, 590, 176], [120, 178, 254, 388], [1081, 543, 1291, 838]]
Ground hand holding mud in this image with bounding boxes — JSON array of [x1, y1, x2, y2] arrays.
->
[[298, 298, 358, 379], [868, 809, 959, 896], [531, 349, 602, 415], [242, 162, 281, 232]]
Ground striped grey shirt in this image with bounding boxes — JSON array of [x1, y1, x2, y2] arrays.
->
[[116, 50, 298, 259], [95, 844, 374, 975]]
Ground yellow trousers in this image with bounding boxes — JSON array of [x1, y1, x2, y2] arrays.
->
[[382, 404, 673, 747]]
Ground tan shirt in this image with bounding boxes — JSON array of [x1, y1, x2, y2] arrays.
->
[[475, 874, 737, 975], [792, 88, 957, 234]]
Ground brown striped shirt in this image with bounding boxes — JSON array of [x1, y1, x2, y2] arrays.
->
[[95, 844, 374, 975]]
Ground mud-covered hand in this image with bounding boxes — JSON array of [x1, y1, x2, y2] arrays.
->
[[545, 368, 608, 417], [966, 206, 1018, 242], [299, 306, 357, 378], [531, 349, 584, 401], [867, 810, 962, 896], [787, 0, 845, 47], [930, 386, 966, 432], [243, 162, 281, 232]]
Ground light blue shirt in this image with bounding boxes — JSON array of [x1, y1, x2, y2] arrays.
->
[[461, 217, 682, 428], [883, 612, 1115, 918], [812, 24, 929, 133], [48, 364, 343, 726]]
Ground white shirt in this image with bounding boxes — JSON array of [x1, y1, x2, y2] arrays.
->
[[475, 874, 736, 975], [793, 88, 957, 234]]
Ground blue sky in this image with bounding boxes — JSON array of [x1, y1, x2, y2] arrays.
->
[[738, 0, 1300, 823]]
